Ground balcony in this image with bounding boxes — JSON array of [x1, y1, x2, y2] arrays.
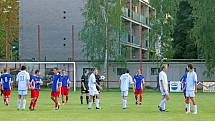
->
[[120, 32, 147, 49], [122, 8, 149, 27]]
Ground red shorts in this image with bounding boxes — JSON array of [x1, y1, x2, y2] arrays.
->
[[134, 89, 143, 95], [51, 91, 60, 97], [3, 90, 11, 96], [61, 86, 69, 96], [31, 90, 40, 98]]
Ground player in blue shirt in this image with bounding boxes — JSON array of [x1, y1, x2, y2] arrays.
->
[[179, 68, 188, 99], [29, 70, 43, 111], [133, 68, 145, 105], [60, 69, 71, 105], [0, 68, 13, 106], [50, 67, 61, 110]]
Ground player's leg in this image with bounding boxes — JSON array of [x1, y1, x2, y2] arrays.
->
[[139, 93, 143, 105], [95, 93, 100, 109], [32, 90, 39, 110], [29, 90, 34, 110], [190, 92, 197, 114], [61, 87, 65, 105], [122, 91, 128, 109], [17, 91, 22, 110], [134, 90, 138, 105], [55, 96, 59, 110], [22, 95, 27, 110], [80, 92, 84, 104], [86, 93, 89, 104], [185, 97, 191, 113], [3, 90, 6, 105], [88, 95, 93, 109]]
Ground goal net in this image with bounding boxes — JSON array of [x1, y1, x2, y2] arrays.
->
[[0, 62, 77, 92]]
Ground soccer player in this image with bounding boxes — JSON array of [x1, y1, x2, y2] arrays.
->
[[133, 68, 145, 105], [93, 71, 102, 103], [158, 64, 170, 112], [185, 63, 198, 114], [60, 69, 71, 105], [120, 69, 134, 110], [0, 71, 3, 96], [16, 65, 30, 111], [179, 68, 188, 111], [88, 68, 102, 109], [80, 70, 89, 104], [50, 67, 61, 110], [0, 68, 13, 106], [29, 69, 43, 111]]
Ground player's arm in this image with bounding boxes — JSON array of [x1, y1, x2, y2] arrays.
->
[[95, 82, 102, 90], [142, 78, 145, 90], [81, 77, 86, 90], [67, 78, 71, 89], [194, 74, 198, 94], [130, 77, 135, 92]]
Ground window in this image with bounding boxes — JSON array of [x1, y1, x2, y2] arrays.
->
[[151, 68, 160, 75], [117, 68, 127, 76]]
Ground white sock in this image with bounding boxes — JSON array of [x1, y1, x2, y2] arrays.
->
[[160, 99, 166, 110], [194, 105, 197, 113], [95, 99, 100, 108], [17, 99, 21, 109], [186, 103, 190, 112], [163, 101, 166, 110], [123, 99, 127, 108], [23, 99, 26, 109], [88, 101, 92, 109]]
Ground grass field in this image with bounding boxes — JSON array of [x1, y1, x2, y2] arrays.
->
[[0, 89, 214, 121]]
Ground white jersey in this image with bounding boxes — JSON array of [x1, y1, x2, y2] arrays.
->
[[159, 71, 168, 91], [16, 70, 30, 91], [120, 73, 133, 91], [186, 71, 197, 91], [88, 73, 97, 91]]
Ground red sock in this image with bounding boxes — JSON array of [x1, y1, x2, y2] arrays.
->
[[55, 101, 58, 108], [140, 95, 143, 103], [135, 96, 138, 102], [33, 102, 36, 108]]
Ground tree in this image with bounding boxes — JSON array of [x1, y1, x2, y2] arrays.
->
[[191, 0, 215, 78], [150, 0, 179, 60], [173, 1, 197, 59], [79, 0, 125, 68]]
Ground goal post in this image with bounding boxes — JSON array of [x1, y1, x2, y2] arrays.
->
[[0, 62, 77, 92]]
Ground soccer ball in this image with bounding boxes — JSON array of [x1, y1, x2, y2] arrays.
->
[[100, 75, 105, 80]]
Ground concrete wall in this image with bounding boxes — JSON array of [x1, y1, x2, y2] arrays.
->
[[2, 62, 213, 88], [19, 0, 86, 61]]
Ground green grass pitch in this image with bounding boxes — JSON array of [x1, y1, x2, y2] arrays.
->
[[0, 89, 214, 121]]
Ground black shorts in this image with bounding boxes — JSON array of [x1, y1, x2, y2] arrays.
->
[[81, 87, 89, 93]]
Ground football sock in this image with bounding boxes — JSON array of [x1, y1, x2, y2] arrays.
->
[[194, 105, 197, 113], [140, 95, 143, 103], [17, 99, 21, 109], [95, 99, 100, 108], [80, 96, 83, 104], [86, 96, 89, 104], [23, 99, 26, 109], [135, 96, 138, 103]]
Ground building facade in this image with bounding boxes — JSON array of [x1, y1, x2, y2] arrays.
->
[[19, 0, 155, 62]]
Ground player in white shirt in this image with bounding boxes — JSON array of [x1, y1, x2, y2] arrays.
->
[[120, 69, 134, 110], [158, 64, 170, 112], [185, 63, 198, 114], [16, 66, 30, 110], [88, 68, 102, 109]]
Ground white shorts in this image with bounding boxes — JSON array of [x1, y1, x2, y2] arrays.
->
[[18, 90, 28, 96], [121, 91, 128, 97], [160, 89, 169, 96], [186, 90, 195, 97], [89, 90, 99, 96]]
